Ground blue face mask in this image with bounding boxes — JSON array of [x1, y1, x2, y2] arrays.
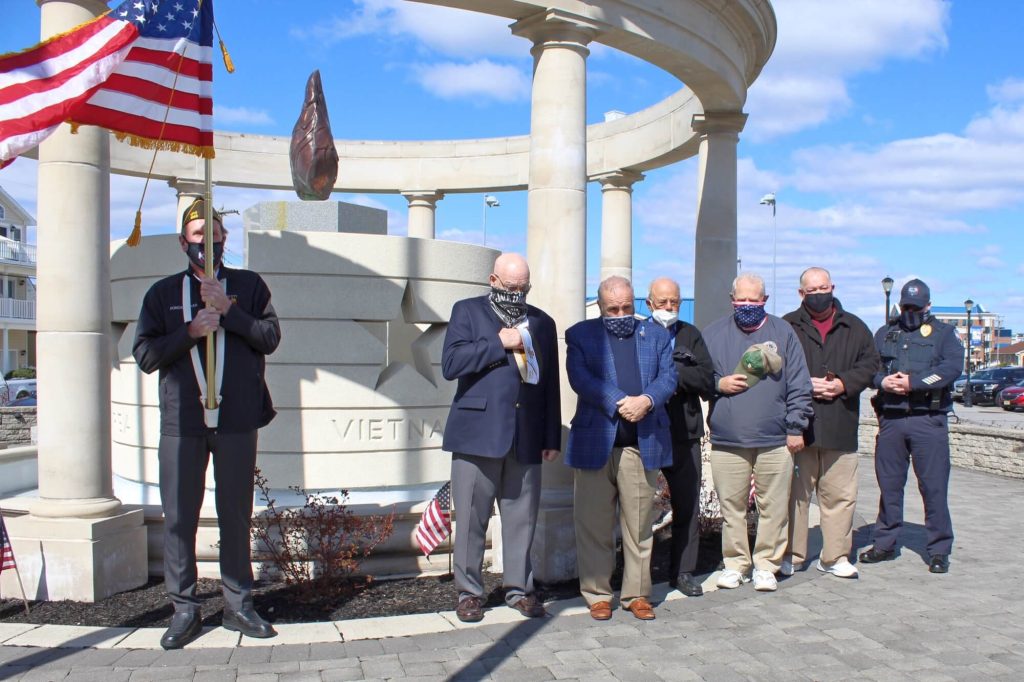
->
[[603, 315, 636, 339], [733, 302, 767, 331]]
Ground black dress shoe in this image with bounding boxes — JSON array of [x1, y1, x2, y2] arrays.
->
[[222, 607, 277, 638], [674, 573, 703, 597], [160, 611, 202, 650], [858, 547, 896, 564], [929, 554, 950, 574]]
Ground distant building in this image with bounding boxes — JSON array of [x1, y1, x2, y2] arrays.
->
[[931, 303, 1001, 369], [993, 341, 1024, 367], [0, 185, 36, 376]]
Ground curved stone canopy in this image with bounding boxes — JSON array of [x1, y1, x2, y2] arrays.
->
[[102, 0, 776, 194]]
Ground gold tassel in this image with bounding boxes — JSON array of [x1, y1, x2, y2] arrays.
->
[[127, 209, 142, 247], [69, 122, 79, 134], [219, 40, 235, 73]]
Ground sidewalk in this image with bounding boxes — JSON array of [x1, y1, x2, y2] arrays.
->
[[2, 454, 1022, 681]]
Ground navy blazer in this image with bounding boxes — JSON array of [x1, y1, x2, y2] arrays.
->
[[441, 296, 561, 464], [564, 318, 676, 470]]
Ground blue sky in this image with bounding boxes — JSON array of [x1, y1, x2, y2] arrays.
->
[[3, 0, 1023, 332]]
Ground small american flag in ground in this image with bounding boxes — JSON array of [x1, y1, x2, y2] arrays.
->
[[415, 481, 452, 557], [0, 0, 215, 168], [0, 514, 16, 573]]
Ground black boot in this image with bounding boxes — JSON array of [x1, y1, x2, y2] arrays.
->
[[160, 611, 202, 650], [222, 606, 277, 638]]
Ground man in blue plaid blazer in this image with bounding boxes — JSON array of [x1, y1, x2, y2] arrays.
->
[[565, 276, 677, 621]]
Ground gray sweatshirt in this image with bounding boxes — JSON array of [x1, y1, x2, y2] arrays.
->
[[702, 314, 813, 448]]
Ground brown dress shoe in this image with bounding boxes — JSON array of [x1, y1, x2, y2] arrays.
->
[[509, 594, 546, 618], [589, 601, 613, 621], [456, 596, 484, 623], [624, 597, 655, 620]]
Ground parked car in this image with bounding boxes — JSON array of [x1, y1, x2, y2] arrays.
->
[[953, 369, 992, 402], [0, 378, 36, 406], [968, 367, 1024, 407], [999, 381, 1024, 411], [7, 395, 36, 407]]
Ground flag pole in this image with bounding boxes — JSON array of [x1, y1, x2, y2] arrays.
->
[[12, 565, 30, 616], [203, 157, 217, 411]]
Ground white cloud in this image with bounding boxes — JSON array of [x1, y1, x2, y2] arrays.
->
[[411, 60, 530, 103], [215, 105, 274, 127], [745, 0, 949, 140], [987, 78, 1024, 104], [291, 0, 525, 59]]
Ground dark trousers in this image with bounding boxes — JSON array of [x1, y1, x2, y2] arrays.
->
[[159, 431, 258, 614], [873, 413, 954, 556], [661, 438, 702, 576]]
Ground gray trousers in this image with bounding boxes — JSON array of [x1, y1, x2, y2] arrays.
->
[[452, 451, 541, 606], [159, 431, 258, 614]]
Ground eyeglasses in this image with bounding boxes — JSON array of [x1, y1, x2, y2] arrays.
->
[[492, 274, 531, 295]]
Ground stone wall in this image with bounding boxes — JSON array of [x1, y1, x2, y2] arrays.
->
[[858, 415, 1024, 479], [0, 407, 36, 447]]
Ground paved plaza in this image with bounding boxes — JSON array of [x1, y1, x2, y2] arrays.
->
[[1, 456, 1021, 681]]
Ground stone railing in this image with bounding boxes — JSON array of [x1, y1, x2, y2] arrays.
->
[[0, 406, 36, 447], [858, 415, 1024, 479]]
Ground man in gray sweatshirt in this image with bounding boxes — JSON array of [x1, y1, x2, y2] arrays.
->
[[703, 273, 813, 592]]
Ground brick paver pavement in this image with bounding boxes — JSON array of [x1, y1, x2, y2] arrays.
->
[[2, 454, 1021, 681]]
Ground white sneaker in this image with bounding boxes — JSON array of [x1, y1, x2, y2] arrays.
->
[[716, 569, 749, 589], [752, 568, 778, 592], [779, 557, 801, 576], [816, 557, 859, 579]]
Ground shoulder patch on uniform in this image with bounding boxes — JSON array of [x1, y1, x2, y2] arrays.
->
[[921, 374, 941, 385]]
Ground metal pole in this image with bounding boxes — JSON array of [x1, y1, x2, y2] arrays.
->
[[965, 308, 973, 408], [482, 200, 487, 247], [771, 208, 777, 314], [203, 158, 217, 410], [884, 291, 891, 325]]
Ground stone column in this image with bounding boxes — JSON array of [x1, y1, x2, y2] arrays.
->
[[170, 178, 206, 230], [2, 327, 8, 377], [1, 0, 147, 603], [401, 191, 443, 239], [691, 112, 747, 329], [595, 170, 644, 284], [512, 9, 597, 582]]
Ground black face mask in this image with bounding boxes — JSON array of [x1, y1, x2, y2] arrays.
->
[[185, 241, 224, 271], [489, 287, 527, 327], [802, 292, 834, 314], [900, 308, 925, 331]]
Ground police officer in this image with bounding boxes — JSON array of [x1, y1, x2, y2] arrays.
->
[[859, 279, 963, 574]]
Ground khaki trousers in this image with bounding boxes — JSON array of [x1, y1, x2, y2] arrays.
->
[[787, 447, 858, 566], [574, 446, 659, 608], [710, 444, 793, 574]]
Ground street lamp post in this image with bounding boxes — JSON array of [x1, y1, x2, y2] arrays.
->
[[759, 193, 777, 313], [482, 195, 499, 246], [964, 298, 974, 408], [881, 277, 894, 325]]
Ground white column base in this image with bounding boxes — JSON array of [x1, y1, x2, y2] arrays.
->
[[1, 508, 148, 602]]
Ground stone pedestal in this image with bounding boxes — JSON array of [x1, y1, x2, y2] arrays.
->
[[0, 509, 147, 602], [692, 112, 747, 328], [596, 170, 644, 284], [513, 9, 597, 582]]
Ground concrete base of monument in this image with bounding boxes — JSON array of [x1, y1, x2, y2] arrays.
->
[[0, 508, 148, 602]]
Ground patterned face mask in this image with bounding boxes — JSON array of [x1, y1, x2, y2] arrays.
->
[[733, 302, 767, 331], [489, 287, 527, 327], [603, 314, 636, 339]]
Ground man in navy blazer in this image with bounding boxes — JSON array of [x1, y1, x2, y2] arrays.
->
[[441, 253, 561, 623], [565, 276, 676, 621]]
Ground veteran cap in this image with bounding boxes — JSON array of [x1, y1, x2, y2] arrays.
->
[[900, 279, 930, 309], [181, 197, 223, 231], [734, 342, 783, 387]]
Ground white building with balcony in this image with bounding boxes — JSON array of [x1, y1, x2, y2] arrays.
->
[[0, 186, 36, 375]]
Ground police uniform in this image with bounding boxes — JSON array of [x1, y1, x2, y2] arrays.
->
[[866, 279, 963, 569], [132, 202, 281, 619]]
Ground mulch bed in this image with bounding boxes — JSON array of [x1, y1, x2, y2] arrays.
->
[[0, 530, 724, 629]]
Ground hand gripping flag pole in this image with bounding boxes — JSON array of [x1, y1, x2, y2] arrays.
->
[[203, 158, 218, 415]]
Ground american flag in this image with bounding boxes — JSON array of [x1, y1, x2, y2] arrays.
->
[[0, 0, 215, 168], [0, 513, 16, 574], [415, 481, 452, 557]]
